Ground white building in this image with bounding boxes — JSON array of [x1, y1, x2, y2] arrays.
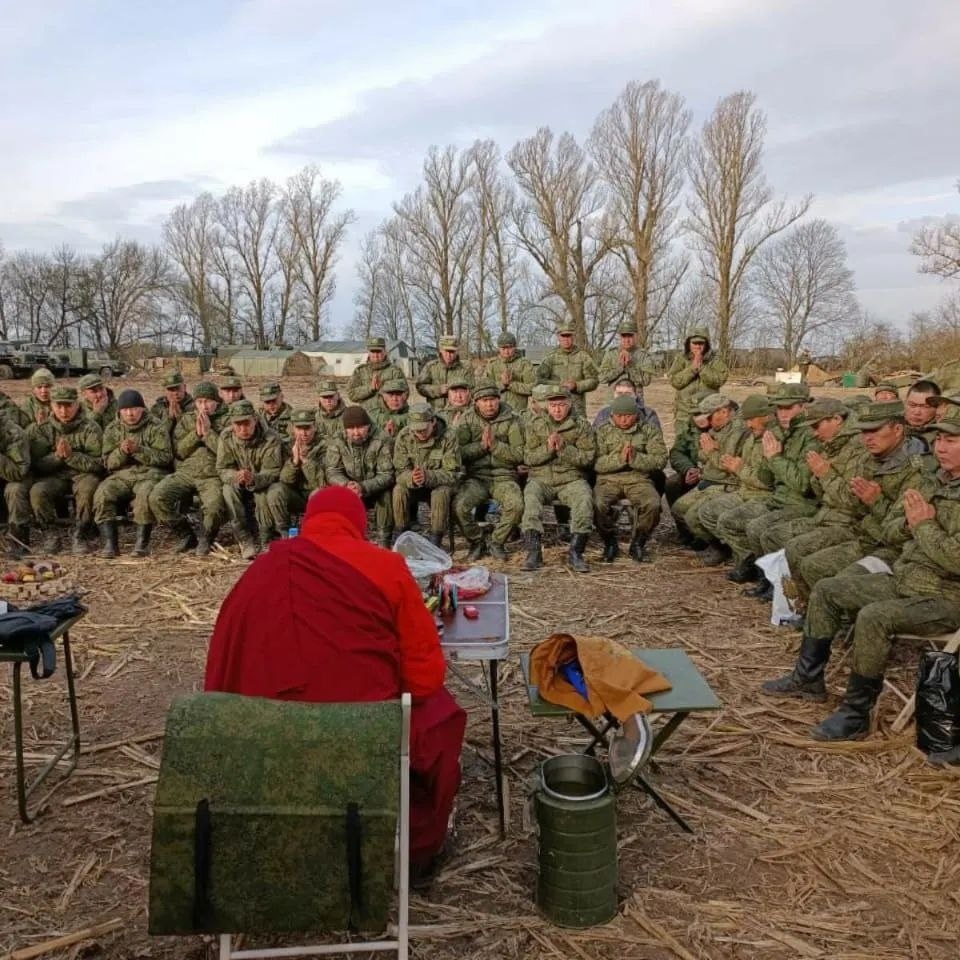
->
[[300, 339, 420, 378]]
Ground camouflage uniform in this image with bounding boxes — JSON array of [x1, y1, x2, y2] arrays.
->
[[325, 429, 395, 541], [345, 338, 406, 408], [484, 334, 535, 412], [314, 380, 347, 443], [453, 393, 525, 550], [667, 327, 728, 423], [151, 390, 196, 437], [665, 415, 706, 509], [536, 334, 599, 419], [265, 411, 326, 536], [20, 394, 51, 425], [598, 323, 655, 406], [415, 337, 475, 411], [438, 373, 474, 432], [367, 383, 410, 439], [258, 386, 293, 440], [391, 408, 463, 539], [81, 392, 118, 429], [1, 392, 32, 430], [0, 418, 31, 528]]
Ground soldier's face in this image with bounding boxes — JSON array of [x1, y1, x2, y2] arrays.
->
[[875, 389, 899, 402], [620, 334, 636, 350], [689, 340, 706, 356], [934, 433, 960, 474], [775, 403, 805, 429], [710, 405, 733, 429], [905, 392, 937, 427], [368, 349, 386, 363], [220, 387, 243, 404], [166, 385, 186, 401], [612, 413, 638, 430], [547, 399, 571, 422], [614, 383, 636, 400], [120, 407, 145, 426], [346, 425, 371, 444], [293, 424, 316, 445], [692, 413, 710, 430], [262, 395, 283, 412], [861, 421, 903, 457], [558, 334, 574, 350], [383, 391, 407, 410], [499, 346, 516, 360], [82, 386, 106, 404], [745, 415, 770, 436], [412, 421, 436, 441], [440, 349, 458, 365], [34, 384, 52, 402], [477, 396, 500, 418], [812, 416, 844, 442], [196, 398, 219, 416], [448, 387, 471, 407], [233, 418, 256, 440], [52, 401, 79, 423], [318, 394, 340, 412]]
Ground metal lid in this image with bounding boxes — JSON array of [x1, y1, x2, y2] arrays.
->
[[608, 712, 653, 785]]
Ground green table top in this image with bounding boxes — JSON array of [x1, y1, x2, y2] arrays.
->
[[520, 647, 721, 717]]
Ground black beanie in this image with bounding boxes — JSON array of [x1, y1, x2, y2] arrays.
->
[[342, 406, 371, 428], [117, 389, 145, 410]]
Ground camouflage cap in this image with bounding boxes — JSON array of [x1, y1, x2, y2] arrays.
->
[[367, 336, 386, 350], [854, 400, 905, 430], [556, 323, 575, 336], [219, 376, 242, 390], [316, 378, 340, 397], [162, 370, 184, 388], [472, 379, 500, 400], [259, 381, 282, 399], [192, 381, 220, 401], [31, 368, 55, 386], [618, 321, 638, 336], [380, 379, 408, 394], [698, 393, 732, 415], [229, 399, 257, 422], [610, 395, 639, 416], [447, 374, 472, 390], [438, 336, 459, 351], [497, 332, 517, 348], [408, 403, 436, 424], [844, 393, 874, 409], [51, 385, 78, 403], [544, 386, 572, 401], [290, 407, 317, 427], [803, 397, 848, 425], [932, 404, 960, 435], [740, 394, 774, 419], [531, 384, 553, 403], [873, 380, 900, 397], [77, 373, 104, 391], [770, 383, 812, 406], [925, 393, 960, 408]]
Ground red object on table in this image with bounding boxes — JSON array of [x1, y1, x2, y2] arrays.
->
[[463, 605, 479, 620]]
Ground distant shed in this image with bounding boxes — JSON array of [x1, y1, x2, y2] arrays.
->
[[227, 349, 315, 378]]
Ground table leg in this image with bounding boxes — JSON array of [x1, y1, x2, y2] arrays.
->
[[574, 714, 616, 755], [12, 662, 29, 823], [651, 711, 689, 756], [489, 661, 506, 837], [62, 632, 82, 760], [633, 774, 693, 834]]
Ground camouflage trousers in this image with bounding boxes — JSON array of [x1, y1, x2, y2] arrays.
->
[[755, 515, 817, 555], [454, 477, 523, 545], [744, 504, 818, 558], [149, 473, 225, 533], [783, 526, 860, 596], [393, 482, 453, 537], [664, 472, 697, 509], [222, 483, 271, 536], [8, 474, 99, 527], [3, 479, 36, 527], [705, 495, 776, 561], [593, 476, 661, 537], [671, 485, 727, 540], [265, 483, 310, 536], [94, 470, 167, 525], [522, 478, 593, 535], [806, 569, 960, 678]]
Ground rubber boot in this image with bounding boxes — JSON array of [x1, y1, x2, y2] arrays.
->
[[726, 554, 759, 583], [196, 527, 212, 557], [488, 541, 508, 561], [172, 517, 197, 553], [600, 532, 619, 563], [628, 533, 649, 563], [697, 542, 730, 566], [7, 524, 29, 559], [761, 635, 832, 701], [99, 521, 119, 559], [466, 538, 487, 562], [522, 531, 543, 571], [71, 524, 88, 556], [235, 524, 258, 561], [131, 524, 152, 557], [810, 672, 884, 742], [568, 533, 589, 573], [258, 527, 275, 554]]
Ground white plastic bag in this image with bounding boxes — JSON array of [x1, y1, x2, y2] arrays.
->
[[443, 565, 492, 598], [393, 531, 452, 586], [756, 549, 794, 627]]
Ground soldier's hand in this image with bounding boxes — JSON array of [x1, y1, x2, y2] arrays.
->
[[347, 481, 363, 496], [850, 476, 882, 506], [903, 488, 936, 528], [806, 450, 831, 478], [169, 397, 181, 418], [500, 370, 511, 386], [36, 406, 49, 424], [619, 350, 631, 368], [622, 443, 634, 463], [291, 442, 302, 466], [119, 438, 135, 455], [236, 468, 254, 488], [761, 430, 782, 459], [720, 453, 742, 473], [371, 374, 381, 391], [55, 438, 71, 460], [385, 419, 396, 435], [482, 425, 494, 451], [439, 384, 449, 395], [562, 380, 577, 393], [699, 433, 718, 454], [196, 411, 209, 438], [92, 393, 108, 413], [684, 468, 701, 486], [412, 466, 426, 487]]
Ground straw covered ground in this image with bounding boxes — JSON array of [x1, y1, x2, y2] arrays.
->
[[0, 374, 958, 960]]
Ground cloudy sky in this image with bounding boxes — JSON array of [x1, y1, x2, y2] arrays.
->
[[2, 0, 958, 331]]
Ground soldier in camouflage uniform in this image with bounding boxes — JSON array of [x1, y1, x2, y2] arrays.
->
[[440, 374, 473, 429], [453, 380, 524, 561], [599, 321, 655, 406], [483, 332, 534, 412], [10, 385, 102, 555], [593, 394, 667, 563], [151, 370, 195, 437], [667, 328, 728, 424], [521, 387, 597, 573], [217, 400, 283, 559], [20, 368, 54, 425], [416, 336, 474, 411], [79, 373, 118, 429], [218, 376, 246, 406], [536, 324, 599, 419], [148, 381, 229, 556], [95, 389, 173, 558], [367, 380, 411, 438], [265, 408, 326, 537], [762, 402, 960, 741], [346, 336, 406, 408], [1, 389, 30, 430], [665, 392, 713, 542], [903, 379, 940, 452], [392, 404, 463, 545], [325, 406, 395, 546], [873, 380, 900, 402], [314, 379, 347, 444], [0, 413, 31, 556], [258, 381, 293, 439]]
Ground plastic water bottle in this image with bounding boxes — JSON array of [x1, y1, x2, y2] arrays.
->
[[287, 527, 299, 538]]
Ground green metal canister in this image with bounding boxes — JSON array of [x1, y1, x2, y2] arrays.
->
[[535, 754, 617, 928]]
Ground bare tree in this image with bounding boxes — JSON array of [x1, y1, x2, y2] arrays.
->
[[911, 182, 960, 280], [685, 91, 811, 356], [753, 219, 857, 364], [589, 80, 690, 346], [507, 127, 613, 346], [352, 230, 385, 339]]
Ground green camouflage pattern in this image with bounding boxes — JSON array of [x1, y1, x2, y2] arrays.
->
[[315, 403, 346, 442], [346, 357, 406, 405], [524, 412, 596, 488], [0, 418, 29, 485], [81, 393, 119, 429], [415, 357, 474, 410], [265, 436, 326, 533], [454, 477, 523, 546], [325, 431, 395, 536], [259, 400, 293, 439], [19, 395, 51, 425], [483, 354, 535, 411], [668, 419, 703, 477], [151, 393, 196, 435], [392, 418, 462, 535], [366, 396, 409, 438], [598, 345, 655, 396], [217, 423, 284, 492], [667, 333, 728, 421], [171, 405, 230, 480], [764, 418, 819, 507], [456, 405, 524, 482], [0, 392, 31, 430], [699, 419, 746, 488], [536, 348, 599, 417]]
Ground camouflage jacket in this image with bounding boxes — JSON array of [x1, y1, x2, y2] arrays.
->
[[392, 418, 463, 488], [367, 397, 410, 438], [0, 418, 30, 484], [699, 419, 747, 488], [216, 423, 283, 492], [150, 393, 196, 435], [81, 392, 119, 430], [668, 350, 728, 420], [438, 403, 472, 431], [765, 420, 819, 507], [314, 404, 346, 444], [536, 348, 599, 414], [812, 429, 870, 525], [1, 393, 31, 430], [325, 431, 394, 497], [346, 359, 406, 406], [598, 347, 655, 389], [259, 402, 293, 440], [415, 358, 475, 410], [172, 406, 230, 481], [483, 355, 535, 412], [25, 415, 103, 479], [859, 441, 929, 549], [524, 413, 596, 487], [669, 420, 703, 476], [735, 431, 775, 499], [594, 419, 667, 478], [20, 395, 51, 426], [103, 414, 174, 480], [456, 406, 524, 483], [278, 437, 326, 494]]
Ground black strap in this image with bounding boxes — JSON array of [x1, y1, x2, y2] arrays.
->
[[23, 638, 56, 680], [193, 799, 212, 929], [345, 803, 363, 932]]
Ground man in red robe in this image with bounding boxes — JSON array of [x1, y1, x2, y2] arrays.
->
[[205, 486, 466, 876]]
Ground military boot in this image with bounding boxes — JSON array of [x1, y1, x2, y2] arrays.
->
[[488, 540, 508, 561], [258, 527, 276, 554], [628, 533, 648, 563], [172, 517, 197, 553], [761, 635, 831, 701], [466, 537, 487, 562], [39, 526, 61, 554], [600, 532, 619, 563], [810, 673, 883, 742], [746, 578, 774, 601], [697, 542, 730, 566], [99, 521, 119, 559], [71, 524, 88, 556], [196, 527, 212, 557], [131, 524, 153, 557], [427, 531, 444, 548], [568, 533, 589, 574], [7, 525, 30, 559], [235, 525, 258, 561], [522, 531, 543, 571], [727, 554, 759, 583]]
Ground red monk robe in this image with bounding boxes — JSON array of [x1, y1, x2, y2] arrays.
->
[[204, 486, 466, 869]]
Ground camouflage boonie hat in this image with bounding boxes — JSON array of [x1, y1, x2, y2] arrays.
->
[[803, 397, 848, 425], [438, 336, 459, 351], [78, 373, 104, 391], [698, 393, 731, 415], [770, 383, 811, 406], [447, 374, 472, 390], [408, 403, 436, 425], [51, 385, 78, 403], [610, 395, 638, 416], [740, 395, 774, 419], [219, 376, 242, 390], [854, 400, 905, 430], [162, 371, 184, 388], [932, 404, 960, 435], [290, 408, 316, 427], [31, 368, 55, 386], [259, 381, 282, 399], [193, 381, 220, 401], [316, 378, 339, 397], [367, 336, 386, 350], [229, 400, 257, 422], [380, 379, 408, 394], [531, 384, 552, 403], [472, 380, 499, 400], [497, 332, 517, 348], [618, 321, 638, 336]]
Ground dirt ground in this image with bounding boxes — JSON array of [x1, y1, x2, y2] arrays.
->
[[0, 373, 958, 960]]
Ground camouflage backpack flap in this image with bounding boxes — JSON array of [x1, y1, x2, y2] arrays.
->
[[149, 693, 401, 936]]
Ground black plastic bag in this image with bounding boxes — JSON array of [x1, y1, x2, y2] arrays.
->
[[916, 651, 960, 762]]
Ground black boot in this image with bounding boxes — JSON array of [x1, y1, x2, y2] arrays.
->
[[131, 524, 152, 557], [761, 635, 831, 701], [258, 527, 275, 553], [628, 533, 648, 563], [600, 532, 619, 563], [746, 579, 774, 601], [196, 526, 213, 557], [172, 517, 197, 553], [99, 521, 119, 559], [568, 533, 589, 573], [811, 673, 883, 742], [466, 538, 487, 562], [522, 531, 542, 571], [7, 524, 29, 558], [726, 554, 759, 583], [39, 526, 61, 553], [697, 542, 730, 566], [71, 524, 88, 556], [427, 531, 444, 548], [488, 540, 507, 561]]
